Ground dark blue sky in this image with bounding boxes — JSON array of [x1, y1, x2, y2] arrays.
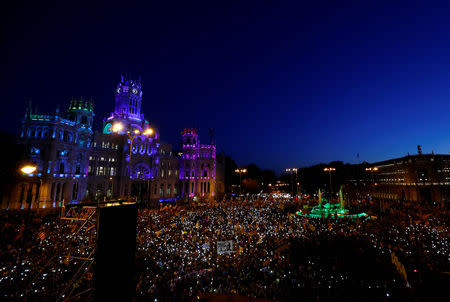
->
[[2, 0, 450, 172]]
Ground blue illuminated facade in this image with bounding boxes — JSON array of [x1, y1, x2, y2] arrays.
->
[[4, 75, 224, 209], [10, 99, 93, 209]]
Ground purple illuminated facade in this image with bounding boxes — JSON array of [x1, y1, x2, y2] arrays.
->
[[2, 75, 224, 209], [180, 128, 216, 198]]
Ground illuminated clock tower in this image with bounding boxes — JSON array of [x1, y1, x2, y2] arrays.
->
[[113, 74, 143, 121], [103, 75, 153, 135]]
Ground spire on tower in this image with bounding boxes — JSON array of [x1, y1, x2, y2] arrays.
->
[[25, 98, 32, 117], [209, 128, 215, 145]]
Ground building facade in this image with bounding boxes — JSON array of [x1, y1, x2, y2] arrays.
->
[[3, 75, 224, 209], [345, 152, 450, 203]]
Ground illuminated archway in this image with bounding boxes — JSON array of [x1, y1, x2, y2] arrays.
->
[[132, 162, 151, 179]]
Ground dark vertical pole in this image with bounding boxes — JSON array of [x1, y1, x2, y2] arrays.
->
[[239, 172, 242, 195], [18, 184, 33, 264], [128, 134, 135, 202], [147, 179, 150, 206], [329, 172, 332, 201]]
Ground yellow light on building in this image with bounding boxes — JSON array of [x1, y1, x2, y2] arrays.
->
[[21, 165, 37, 174], [112, 123, 124, 132], [144, 128, 154, 136]]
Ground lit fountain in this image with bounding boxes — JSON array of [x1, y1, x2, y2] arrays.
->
[[296, 188, 369, 220]]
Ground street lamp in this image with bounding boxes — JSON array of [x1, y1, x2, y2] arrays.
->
[[365, 167, 379, 202], [109, 177, 113, 200], [323, 167, 336, 201], [20, 164, 37, 207], [235, 168, 247, 194], [21, 165, 37, 175], [112, 122, 154, 201], [285, 168, 298, 197], [18, 163, 37, 264]]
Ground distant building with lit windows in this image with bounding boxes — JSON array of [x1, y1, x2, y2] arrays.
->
[[179, 128, 216, 201], [345, 149, 450, 203], [2, 75, 224, 209]]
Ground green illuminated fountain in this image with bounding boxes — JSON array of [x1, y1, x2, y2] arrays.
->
[[296, 188, 369, 220], [318, 188, 322, 206]]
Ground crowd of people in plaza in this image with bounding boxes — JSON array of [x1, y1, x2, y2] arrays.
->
[[0, 194, 449, 301]]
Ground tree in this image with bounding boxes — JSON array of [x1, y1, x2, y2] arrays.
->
[[242, 178, 259, 193]]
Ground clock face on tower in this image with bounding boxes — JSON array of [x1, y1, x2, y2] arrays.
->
[[132, 88, 138, 94], [116, 87, 122, 94], [103, 123, 112, 134]]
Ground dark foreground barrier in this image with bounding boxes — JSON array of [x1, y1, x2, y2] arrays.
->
[[95, 203, 137, 301]]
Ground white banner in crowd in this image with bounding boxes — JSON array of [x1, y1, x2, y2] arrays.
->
[[217, 240, 233, 255]]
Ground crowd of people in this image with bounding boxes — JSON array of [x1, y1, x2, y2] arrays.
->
[[0, 194, 449, 301]]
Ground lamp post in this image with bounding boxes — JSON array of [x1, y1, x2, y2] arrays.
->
[[18, 164, 37, 264], [112, 123, 154, 202], [235, 168, 247, 195], [285, 168, 298, 197], [365, 167, 378, 183], [323, 167, 336, 201], [365, 167, 378, 204], [109, 177, 114, 200]]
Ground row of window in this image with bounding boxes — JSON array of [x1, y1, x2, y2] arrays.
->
[[128, 99, 138, 115], [377, 178, 405, 182], [25, 127, 76, 143], [93, 141, 119, 149], [160, 161, 177, 168], [47, 162, 82, 174], [183, 163, 211, 169], [183, 181, 211, 194], [71, 115, 89, 125], [200, 182, 211, 193], [199, 153, 213, 158], [19, 182, 80, 206], [155, 183, 177, 196], [184, 170, 209, 177], [49, 182, 79, 201], [88, 166, 116, 176], [158, 169, 179, 178], [89, 156, 117, 162]]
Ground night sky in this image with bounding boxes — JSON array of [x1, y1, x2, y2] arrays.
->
[[3, 1, 450, 172]]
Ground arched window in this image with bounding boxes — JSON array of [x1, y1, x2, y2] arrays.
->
[[19, 184, 26, 205], [62, 183, 66, 201], [56, 183, 61, 201], [51, 183, 56, 201], [72, 182, 79, 200]]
